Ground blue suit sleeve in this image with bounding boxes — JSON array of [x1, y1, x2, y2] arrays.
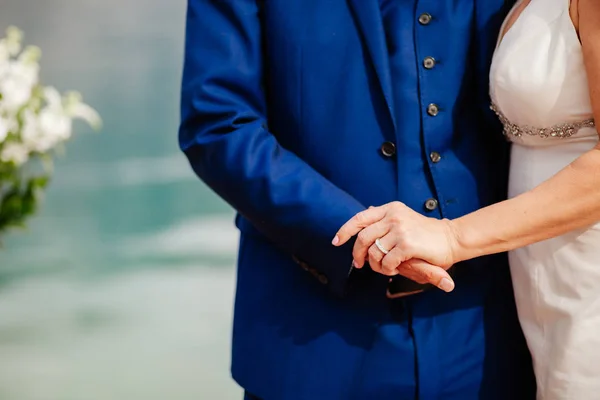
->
[[179, 0, 366, 296]]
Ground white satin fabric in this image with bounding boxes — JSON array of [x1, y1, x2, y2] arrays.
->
[[490, 0, 600, 398]]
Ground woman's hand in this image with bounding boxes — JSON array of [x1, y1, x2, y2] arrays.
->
[[332, 202, 459, 292]]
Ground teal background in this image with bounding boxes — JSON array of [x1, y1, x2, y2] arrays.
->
[[0, 1, 240, 399]]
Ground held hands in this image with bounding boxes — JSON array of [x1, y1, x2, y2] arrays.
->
[[332, 202, 459, 293]]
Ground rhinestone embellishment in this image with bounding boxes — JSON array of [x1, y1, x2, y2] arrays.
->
[[490, 103, 595, 139]]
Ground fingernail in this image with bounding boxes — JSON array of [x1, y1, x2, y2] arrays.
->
[[439, 278, 455, 293], [332, 236, 340, 245]]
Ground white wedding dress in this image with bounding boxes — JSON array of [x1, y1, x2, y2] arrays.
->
[[490, 0, 599, 398]]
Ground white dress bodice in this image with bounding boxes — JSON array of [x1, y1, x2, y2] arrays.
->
[[490, 0, 595, 148], [490, 0, 600, 399]]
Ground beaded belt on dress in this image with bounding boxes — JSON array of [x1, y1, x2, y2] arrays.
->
[[490, 103, 596, 139]]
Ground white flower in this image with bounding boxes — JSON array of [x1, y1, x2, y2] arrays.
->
[[1, 142, 29, 165], [0, 43, 8, 68], [0, 117, 10, 143], [0, 116, 17, 143], [32, 88, 101, 148], [18, 45, 41, 65], [63, 91, 102, 130], [0, 29, 37, 113], [36, 86, 73, 143], [42, 86, 62, 111], [0, 27, 23, 66], [20, 108, 38, 141], [0, 37, 41, 113], [0, 59, 39, 113], [38, 107, 72, 143], [0, 27, 101, 165], [0, 26, 103, 233], [19, 108, 55, 153], [4, 26, 23, 57]]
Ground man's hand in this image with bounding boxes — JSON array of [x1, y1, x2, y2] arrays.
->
[[332, 202, 458, 293]]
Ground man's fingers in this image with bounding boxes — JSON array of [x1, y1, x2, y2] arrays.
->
[[352, 222, 389, 268], [332, 207, 386, 246], [396, 262, 430, 284], [385, 250, 428, 283], [398, 259, 455, 292]]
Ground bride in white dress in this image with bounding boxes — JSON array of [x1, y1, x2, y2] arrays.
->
[[333, 0, 600, 398], [490, 0, 600, 398]]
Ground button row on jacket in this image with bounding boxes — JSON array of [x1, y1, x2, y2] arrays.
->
[[420, 13, 441, 133], [421, 11, 441, 214], [388, 13, 440, 219]]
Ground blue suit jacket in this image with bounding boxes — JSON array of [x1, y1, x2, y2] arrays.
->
[[180, 0, 534, 398]]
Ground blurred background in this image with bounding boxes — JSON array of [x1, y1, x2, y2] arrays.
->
[[0, 1, 240, 399]]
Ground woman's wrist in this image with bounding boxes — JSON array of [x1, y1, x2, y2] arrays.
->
[[445, 217, 484, 264]]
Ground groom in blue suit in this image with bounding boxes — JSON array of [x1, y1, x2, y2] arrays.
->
[[179, 0, 535, 399]]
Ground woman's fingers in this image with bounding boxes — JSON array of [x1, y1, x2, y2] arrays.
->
[[353, 221, 390, 268], [332, 206, 386, 246]]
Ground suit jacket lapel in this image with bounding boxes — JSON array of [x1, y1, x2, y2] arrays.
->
[[347, 0, 396, 131]]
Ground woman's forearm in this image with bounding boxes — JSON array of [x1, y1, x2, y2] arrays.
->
[[452, 146, 600, 262]]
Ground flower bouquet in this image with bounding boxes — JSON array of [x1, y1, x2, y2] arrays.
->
[[0, 26, 101, 237]]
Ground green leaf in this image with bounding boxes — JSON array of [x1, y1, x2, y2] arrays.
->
[[29, 175, 49, 189]]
